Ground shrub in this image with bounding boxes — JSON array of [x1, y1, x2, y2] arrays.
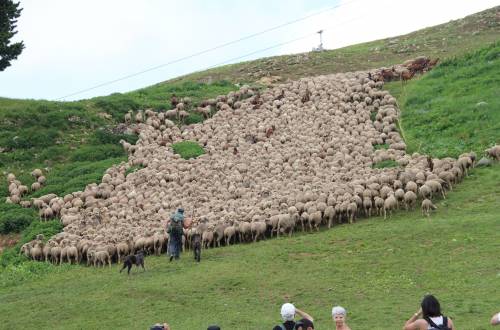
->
[[0, 205, 38, 234], [185, 112, 204, 125], [172, 141, 205, 159], [4, 128, 61, 149], [0, 214, 34, 234], [91, 128, 138, 145], [0, 220, 63, 267]]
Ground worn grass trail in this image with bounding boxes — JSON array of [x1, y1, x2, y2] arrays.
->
[[0, 165, 499, 330]]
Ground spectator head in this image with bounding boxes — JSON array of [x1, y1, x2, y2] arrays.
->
[[207, 326, 221, 330], [332, 306, 347, 325], [295, 318, 314, 330], [178, 208, 184, 213], [421, 295, 441, 318], [281, 303, 296, 321]]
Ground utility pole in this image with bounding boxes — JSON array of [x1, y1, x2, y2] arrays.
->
[[312, 30, 324, 52]]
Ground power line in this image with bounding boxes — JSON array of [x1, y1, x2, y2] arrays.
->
[[204, 15, 363, 71], [57, 0, 361, 100]]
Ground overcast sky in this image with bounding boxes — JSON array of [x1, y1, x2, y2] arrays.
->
[[1, 0, 498, 101]]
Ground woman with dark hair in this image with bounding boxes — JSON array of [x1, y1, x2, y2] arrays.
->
[[404, 295, 455, 330]]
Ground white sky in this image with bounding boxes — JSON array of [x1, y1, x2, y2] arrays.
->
[[0, 0, 498, 101]]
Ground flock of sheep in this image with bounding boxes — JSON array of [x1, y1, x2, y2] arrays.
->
[[8, 65, 500, 266]]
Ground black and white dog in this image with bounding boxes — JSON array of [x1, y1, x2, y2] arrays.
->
[[119, 250, 145, 275], [192, 233, 201, 262]]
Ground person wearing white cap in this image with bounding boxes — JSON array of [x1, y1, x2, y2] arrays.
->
[[273, 303, 314, 330], [490, 311, 500, 326], [332, 306, 351, 330]]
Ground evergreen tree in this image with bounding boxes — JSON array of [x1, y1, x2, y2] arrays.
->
[[0, 0, 24, 71]]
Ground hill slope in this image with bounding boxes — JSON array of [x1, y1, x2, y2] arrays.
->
[[0, 163, 498, 329], [0, 7, 499, 330], [169, 6, 499, 84], [385, 42, 500, 158]]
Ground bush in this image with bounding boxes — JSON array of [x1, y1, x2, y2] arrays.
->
[[172, 141, 205, 159], [92, 96, 140, 120], [3, 128, 61, 149], [0, 205, 38, 234], [185, 112, 204, 125], [0, 214, 34, 234], [0, 220, 63, 267], [91, 128, 138, 145]]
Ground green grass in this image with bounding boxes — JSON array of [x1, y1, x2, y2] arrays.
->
[[0, 6, 499, 328], [125, 164, 146, 177], [172, 140, 205, 159], [0, 80, 236, 236], [372, 159, 399, 169], [385, 42, 500, 158], [373, 143, 389, 150], [0, 164, 498, 329]]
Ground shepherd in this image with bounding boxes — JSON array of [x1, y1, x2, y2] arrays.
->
[[165, 207, 191, 262]]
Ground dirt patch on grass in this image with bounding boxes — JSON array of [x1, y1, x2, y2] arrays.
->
[[0, 234, 20, 254]]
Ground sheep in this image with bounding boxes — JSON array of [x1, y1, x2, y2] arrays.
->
[[224, 225, 237, 246], [421, 199, 437, 217], [17, 68, 476, 267], [202, 230, 214, 249], [403, 191, 417, 210], [31, 182, 41, 192], [419, 184, 432, 199], [250, 221, 267, 242], [383, 195, 397, 219], [394, 189, 405, 208], [37, 176, 46, 185], [124, 110, 132, 124], [324, 205, 336, 228], [362, 197, 372, 217], [485, 145, 500, 161], [94, 250, 112, 267], [277, 213, 295, 237], [153, 232, 166, 255], [135, 110, 144, 123], [237, 221, 251, 243], [7, 173, 16, 183], [61, 241, 79, 264], [31, 168, 43, 178], [346, 202, 357, 224], [307, 211, 322, 232], [425, 180, 446, 199]]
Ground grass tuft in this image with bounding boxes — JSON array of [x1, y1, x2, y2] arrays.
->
[[172, 141, 205, 159]]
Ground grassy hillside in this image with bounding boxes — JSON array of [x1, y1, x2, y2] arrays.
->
[[169, 6, 499, 85], [0, 6, 499, 329], [0, 164, 498, 329], [384, 42, 500, 158], [0, 81, 237, 237]]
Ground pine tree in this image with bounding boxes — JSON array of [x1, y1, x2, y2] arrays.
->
[[0, 0, 24, 71]]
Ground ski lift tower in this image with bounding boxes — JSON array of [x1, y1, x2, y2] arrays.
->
[[312, 30, 324, 52]]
